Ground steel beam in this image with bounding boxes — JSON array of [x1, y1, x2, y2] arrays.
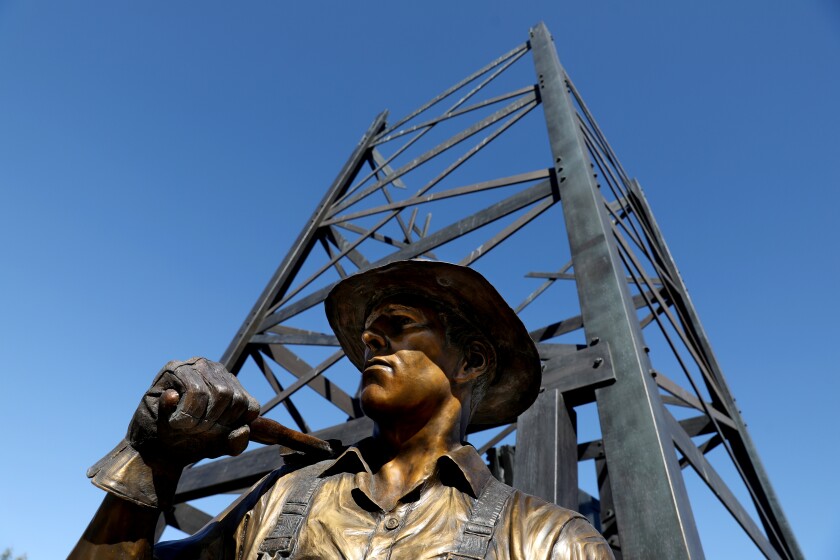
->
[[530, 22, 704, 559], [219, 111, 388, 373], [629, 180, 804, 560], [665, 411, 783, 560]]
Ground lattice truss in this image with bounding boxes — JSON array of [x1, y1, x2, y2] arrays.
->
[[165, 25, 800, 560]]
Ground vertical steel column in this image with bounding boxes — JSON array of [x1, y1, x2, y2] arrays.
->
[[529, 23, 704, 559], [513, 389, 578, 509], [596, 458, 622, 560]]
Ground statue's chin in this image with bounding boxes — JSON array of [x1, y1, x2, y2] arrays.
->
[[359, 386, 392, 420]]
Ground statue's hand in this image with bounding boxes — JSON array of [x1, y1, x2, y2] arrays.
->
[[127, 357, 261, 467]]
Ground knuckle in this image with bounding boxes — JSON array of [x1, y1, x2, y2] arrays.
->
[[162, 359, 184, 370], [177, 357, 209, 376], [216, 382, 234, 400], [169, 411, 198, 429], [181, 373, 204, 392]]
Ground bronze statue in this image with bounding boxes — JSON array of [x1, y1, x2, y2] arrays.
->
[[70, 260, 614, 559]]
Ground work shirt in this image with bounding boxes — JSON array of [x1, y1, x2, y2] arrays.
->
[[156, 439, 613, 559]]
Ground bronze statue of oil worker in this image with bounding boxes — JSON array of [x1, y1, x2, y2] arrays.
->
[[71, 260, 614, 559]]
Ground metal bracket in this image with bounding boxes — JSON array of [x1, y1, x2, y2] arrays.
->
[[540, 341, 615, 406]]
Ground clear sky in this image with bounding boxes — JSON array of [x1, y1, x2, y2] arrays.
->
[[1, 2, 838, 559]]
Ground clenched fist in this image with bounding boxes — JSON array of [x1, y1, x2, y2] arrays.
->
[[128, 357, 261, 467]]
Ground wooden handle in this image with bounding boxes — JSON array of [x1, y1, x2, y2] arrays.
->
[[160, 389, 334, 457]]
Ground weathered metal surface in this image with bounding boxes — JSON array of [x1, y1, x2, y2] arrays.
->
[[530, 22, 704, 559], [596, 458, 623, 559], [513, 389, 578, 509], [540, 342, 615, 406]]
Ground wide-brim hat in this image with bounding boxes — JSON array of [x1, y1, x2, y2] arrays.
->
[[324, 260, 541, 427]]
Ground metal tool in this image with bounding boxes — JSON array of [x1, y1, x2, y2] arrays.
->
[[160, 388, 334, 457]]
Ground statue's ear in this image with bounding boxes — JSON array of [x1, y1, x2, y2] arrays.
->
[[456, 341, 491, 382]]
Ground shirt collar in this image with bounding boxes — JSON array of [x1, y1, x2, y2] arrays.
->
[[318, 438, 492, 499]]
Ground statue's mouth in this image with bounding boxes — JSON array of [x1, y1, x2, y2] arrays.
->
[[364, 358, 393, 372]]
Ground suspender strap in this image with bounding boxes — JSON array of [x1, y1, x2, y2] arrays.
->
[[258, 464, 324, 558], [446, 477, 514, 560]]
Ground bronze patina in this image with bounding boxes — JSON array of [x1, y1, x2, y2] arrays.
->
[[70, 260, 613, 559]]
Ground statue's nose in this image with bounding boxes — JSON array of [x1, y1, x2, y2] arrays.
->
[[362, 329, 386, 354]]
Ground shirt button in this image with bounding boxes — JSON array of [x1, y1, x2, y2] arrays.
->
[[384, 517, 400, 530]]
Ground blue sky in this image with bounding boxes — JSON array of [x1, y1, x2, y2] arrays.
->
[[1, 2, 838, 558]]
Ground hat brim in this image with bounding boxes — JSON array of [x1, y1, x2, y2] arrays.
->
[[324, 260, 541, 427]]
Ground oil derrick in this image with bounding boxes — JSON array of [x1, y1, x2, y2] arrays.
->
[[162, 23, 802, 560]]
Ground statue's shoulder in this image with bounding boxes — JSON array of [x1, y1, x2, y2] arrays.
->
[[504, 487, 584, 523], [502, 488, 614, 559], [260, 455, 333, 496]]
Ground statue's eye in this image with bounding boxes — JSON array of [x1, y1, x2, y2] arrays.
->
[[392, 315, 415, 327]]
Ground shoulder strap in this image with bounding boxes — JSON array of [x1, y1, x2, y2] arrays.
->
[[258, 463, 324, 558], [446, 477, 514, 560]]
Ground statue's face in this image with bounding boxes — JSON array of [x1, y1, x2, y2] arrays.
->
[[359, 301, 463, 421]]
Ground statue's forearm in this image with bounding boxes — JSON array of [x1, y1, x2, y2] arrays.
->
[[69, 493, 161, 559], [72, 441, 185, 559], [71, 357, 260, 558]]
